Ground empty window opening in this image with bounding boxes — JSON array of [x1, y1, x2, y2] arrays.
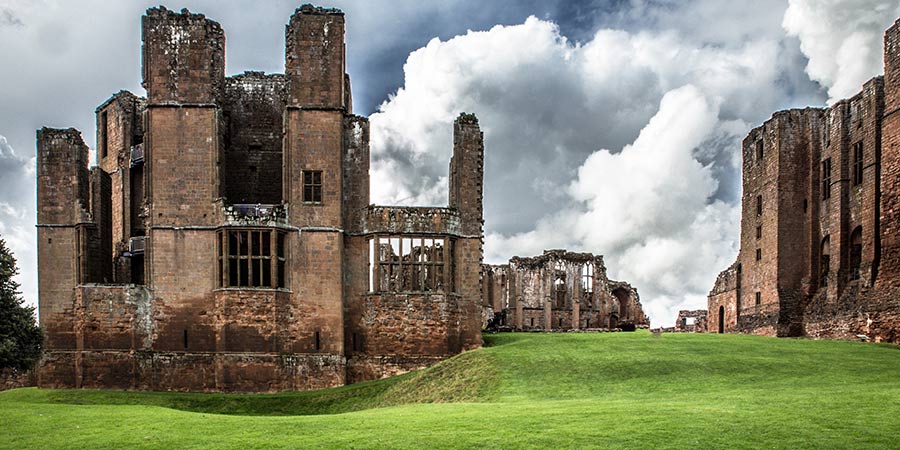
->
[[756, 225, 762, 240], [369, 236, 454, 293], [217, 229, 287, 288], [820, 235, 830, 287], [756, 195, 763, 216], [822, 158, 832, 200], [530, 317, 535, 327], [581, 263, 593, 294], [756, 139, 764, 161], [554, 275, 566, 309], [849, 226, 862, 281], [183, 329, 188, 350], [803, 198, 808, 213], [99, 110, 108, 160], [755, 292, 761, 306], [852, 142, 864, 186], [303, 170, 323, 203], [756, 248, 762, 261]]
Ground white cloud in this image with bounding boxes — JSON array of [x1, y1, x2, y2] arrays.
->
[[783, 0, 900, 103], [368, 13, 817, 326], [0, 134, 37, 309]]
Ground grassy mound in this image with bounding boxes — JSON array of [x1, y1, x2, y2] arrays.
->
[[2, 331, 899, 449]]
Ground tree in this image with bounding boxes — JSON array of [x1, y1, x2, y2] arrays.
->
[[0, 237, 41, 370]]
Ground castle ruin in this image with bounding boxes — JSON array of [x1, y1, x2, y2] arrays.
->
[[482, 250, 649, 331], [707, 18, 900, 343], [36, 5, 484, 392]]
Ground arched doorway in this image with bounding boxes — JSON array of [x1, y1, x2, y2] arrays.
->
[[612, 287, 630, 321], [718, 306, 725, 334]]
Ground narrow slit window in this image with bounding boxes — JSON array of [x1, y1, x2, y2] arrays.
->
[[852, 142, 863, 186], [822, 158, 832, 200]]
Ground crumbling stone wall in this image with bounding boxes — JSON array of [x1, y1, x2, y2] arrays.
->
[[482, 250, 649, 331], [37, 5, 484, 392], [707, 18, 900, 343], [674, 310, 707, 333]]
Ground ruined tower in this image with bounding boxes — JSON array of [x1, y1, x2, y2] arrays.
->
[[36, 5, 485, 392], [707, 18, 900, 342]]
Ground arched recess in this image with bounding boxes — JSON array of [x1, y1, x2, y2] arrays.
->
[[612, 287, 630, 320], [849, 226, 862, 281], [820, 235, 830, 287]]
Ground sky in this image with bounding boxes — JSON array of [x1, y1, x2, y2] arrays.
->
[[1, 0, 898, 327]]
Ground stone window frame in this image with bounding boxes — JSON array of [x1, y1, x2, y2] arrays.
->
[[368, 235, 456, 294], [217, 228, 288, 289], [581, 263, 593, 294], [822, 158, 832, 200], [852, 141, 864, 186], [302, 169, 323, 204]]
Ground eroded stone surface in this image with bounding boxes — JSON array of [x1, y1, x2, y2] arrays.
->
[[705, 18, 900, 343], [36, 5, 485, 392]]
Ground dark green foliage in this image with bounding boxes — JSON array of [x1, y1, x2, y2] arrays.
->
[[0, 238, 41, 370]]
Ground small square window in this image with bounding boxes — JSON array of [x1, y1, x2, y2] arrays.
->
[[303, 170, 323, 203]]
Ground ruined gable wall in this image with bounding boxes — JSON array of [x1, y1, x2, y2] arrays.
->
[[221, 72, 288, 205]]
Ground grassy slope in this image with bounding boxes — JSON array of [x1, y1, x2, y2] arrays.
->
[[2, 332, 899, 449]]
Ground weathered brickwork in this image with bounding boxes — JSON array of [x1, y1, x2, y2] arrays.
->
[[707, 18, 900, 343], [36, 5, 484, 392], [482, 250, 649, 331]]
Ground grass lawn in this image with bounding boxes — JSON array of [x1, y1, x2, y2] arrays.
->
[[2, 331, 899, 449]]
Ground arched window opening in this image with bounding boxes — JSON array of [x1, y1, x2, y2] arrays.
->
[[581, 263, 593, 294], [554, 276, 566, 309], [820, 235, 830, 287]]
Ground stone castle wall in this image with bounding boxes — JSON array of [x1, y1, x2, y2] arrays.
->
[[36, 5, 485, 392]]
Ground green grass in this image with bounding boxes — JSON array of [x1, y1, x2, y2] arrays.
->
[[2, 331, 900, 449]]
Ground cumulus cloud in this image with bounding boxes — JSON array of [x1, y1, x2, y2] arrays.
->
[[783, 0, 900, 103], [368, 11, 820, 325]]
